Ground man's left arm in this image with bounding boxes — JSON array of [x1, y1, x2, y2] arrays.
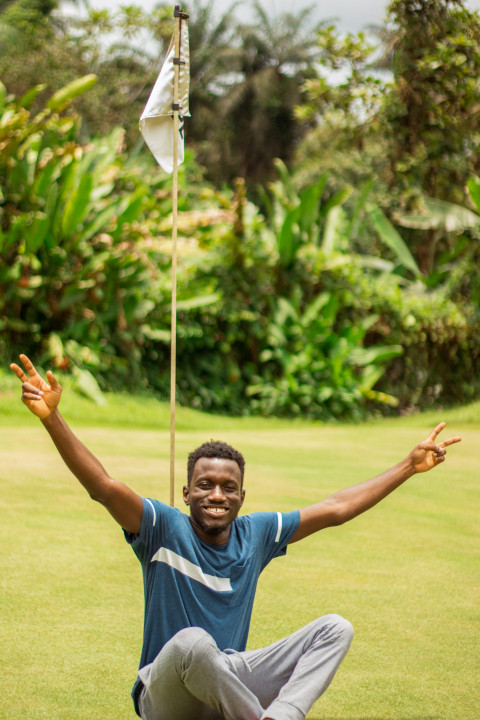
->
[[290, 422, 461, 543]]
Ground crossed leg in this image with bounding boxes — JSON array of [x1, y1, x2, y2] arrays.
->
[[138, 614, 353, 720], [138, 627, 262, 720], [231, 614, 354, 720]]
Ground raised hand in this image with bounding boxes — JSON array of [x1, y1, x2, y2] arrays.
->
[[10, 354, 62, 420], [408, 422, 462, 474]]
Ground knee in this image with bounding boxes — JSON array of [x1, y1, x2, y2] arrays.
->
[[170, 627, 220, 667], [319, 614, 354, 647], [170, 626, 215, 656]]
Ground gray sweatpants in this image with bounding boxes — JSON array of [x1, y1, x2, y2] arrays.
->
[[137, 614, 353, 720]]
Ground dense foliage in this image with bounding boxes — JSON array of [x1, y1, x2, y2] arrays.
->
[[1, 0, 480, 418]]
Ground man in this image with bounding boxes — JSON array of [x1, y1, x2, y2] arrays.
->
[[10, 354, 461, 720]]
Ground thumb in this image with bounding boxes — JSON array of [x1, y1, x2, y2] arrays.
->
[[418, 441, 440, 453]]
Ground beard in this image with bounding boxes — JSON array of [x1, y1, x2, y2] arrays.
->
[[196, 516, 230, 536]]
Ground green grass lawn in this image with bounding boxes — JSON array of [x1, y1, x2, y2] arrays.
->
[[1, 383, 478, 720]]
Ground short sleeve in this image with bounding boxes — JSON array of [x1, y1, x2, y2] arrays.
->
[[124, 497, 169, 563], [247, 510, 300, 569]]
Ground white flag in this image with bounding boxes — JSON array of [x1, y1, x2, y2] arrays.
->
[[140, 15, 190, 173]]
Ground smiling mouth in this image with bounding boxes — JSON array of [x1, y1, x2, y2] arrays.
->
[[203, 507, 229, 517]]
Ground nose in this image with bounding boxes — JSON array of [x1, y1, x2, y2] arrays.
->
[[209, 484, 227, 502]]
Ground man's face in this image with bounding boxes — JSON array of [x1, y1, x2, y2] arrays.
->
[[183, 457, 245, 545]]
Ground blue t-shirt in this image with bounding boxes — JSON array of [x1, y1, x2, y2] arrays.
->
[[125, 498, 300, 714]]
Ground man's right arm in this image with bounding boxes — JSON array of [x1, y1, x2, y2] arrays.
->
[[10, 354, 143, 534]]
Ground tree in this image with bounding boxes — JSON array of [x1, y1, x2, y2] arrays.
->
[[293, 25, 386, 195], [380, 0, 480, 271], [176, 0, 240, 172], [0, 4, 176, 146], [210, 0, 325, 187], [0, 0, 338, 189]]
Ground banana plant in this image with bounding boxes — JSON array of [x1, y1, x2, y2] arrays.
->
[[1, 80, 166, 380], [1, 78, 230, 393], [247, 292, 402, 419], [396, 195, 480, 233], [264, 160, 422, 278], [392, 191, 480, 287]]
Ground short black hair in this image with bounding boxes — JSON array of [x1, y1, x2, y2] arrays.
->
[[187, 440, 245, 485]]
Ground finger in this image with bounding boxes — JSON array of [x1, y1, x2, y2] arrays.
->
[[418, 442, 446, 464], [10, 363, 28, 383], [19, 354, 38, 378], [439, 436, 462, 448], [427, 422, 446, 442], [22, 382, 44, 396], [46, 370, 61, 389], [22, 392, 44, 401]]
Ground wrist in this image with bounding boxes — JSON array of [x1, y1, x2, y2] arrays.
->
[[403, 454, 417, 477], [42, 407, 61, 428]]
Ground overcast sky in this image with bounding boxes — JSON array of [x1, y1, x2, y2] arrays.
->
[[85, 0, 480, 33], [211, 0, 480, 32]]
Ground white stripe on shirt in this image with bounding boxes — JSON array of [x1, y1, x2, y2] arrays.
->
[[274, 512, 282, 543], [145, 499, 157, 527], [150, 546, 232, 592]]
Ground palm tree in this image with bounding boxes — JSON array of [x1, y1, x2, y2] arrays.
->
[[212, 0, 327, 187]]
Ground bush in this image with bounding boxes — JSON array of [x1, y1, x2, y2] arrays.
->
[[2, 80, 479, 419]]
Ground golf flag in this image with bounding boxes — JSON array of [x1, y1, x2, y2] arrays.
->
[[140, 12, 190, 173]]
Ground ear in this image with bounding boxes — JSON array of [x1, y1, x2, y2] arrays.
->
[[183, 484, 190, 505], [240, 488, 246, 507]]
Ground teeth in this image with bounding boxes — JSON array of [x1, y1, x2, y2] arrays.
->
[[207, 507, 227, 514]]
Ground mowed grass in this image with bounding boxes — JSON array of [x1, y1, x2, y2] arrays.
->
[[0, 383, 478, 720]]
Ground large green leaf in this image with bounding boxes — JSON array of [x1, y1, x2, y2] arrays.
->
[[396, 196, 480, 232], [47, 75, 98, 112], [61, 173, 94, 237], [298, 174, 327, 241], [322, 186, 353, 216], [272, 158, 298, 206], [277, 205, 301, 266], [302, 292, 333, 326], [273, 297, 298, 327], [467, 178, 480, 213], [24, 211, 50, 253], [115, 191, 146, 226], [77, 198, 125, 243], [42, 184, 59, 250], [19, 84, 47, 110], [348, 178, 374, 239], [0, 81, 6, 112], [175, 293, 220, 310], [367, 204, 421, 277], [349, 344, 404, 366], [77, 128, 124, 183], [54, 161, 78, 234], [141, 326, 170, 342], [0, 107, 28, 135], [71, 366, 106, 406], [322, 206, 348, 255], [33, 160, 59, 200]]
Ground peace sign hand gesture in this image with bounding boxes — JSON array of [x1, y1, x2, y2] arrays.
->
[[409, 422, 462, 474], [10, 354, 62, 420]]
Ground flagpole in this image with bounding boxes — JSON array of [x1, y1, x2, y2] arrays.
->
[[169, 7, 181, 507], [139, 6, 190, 508]]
